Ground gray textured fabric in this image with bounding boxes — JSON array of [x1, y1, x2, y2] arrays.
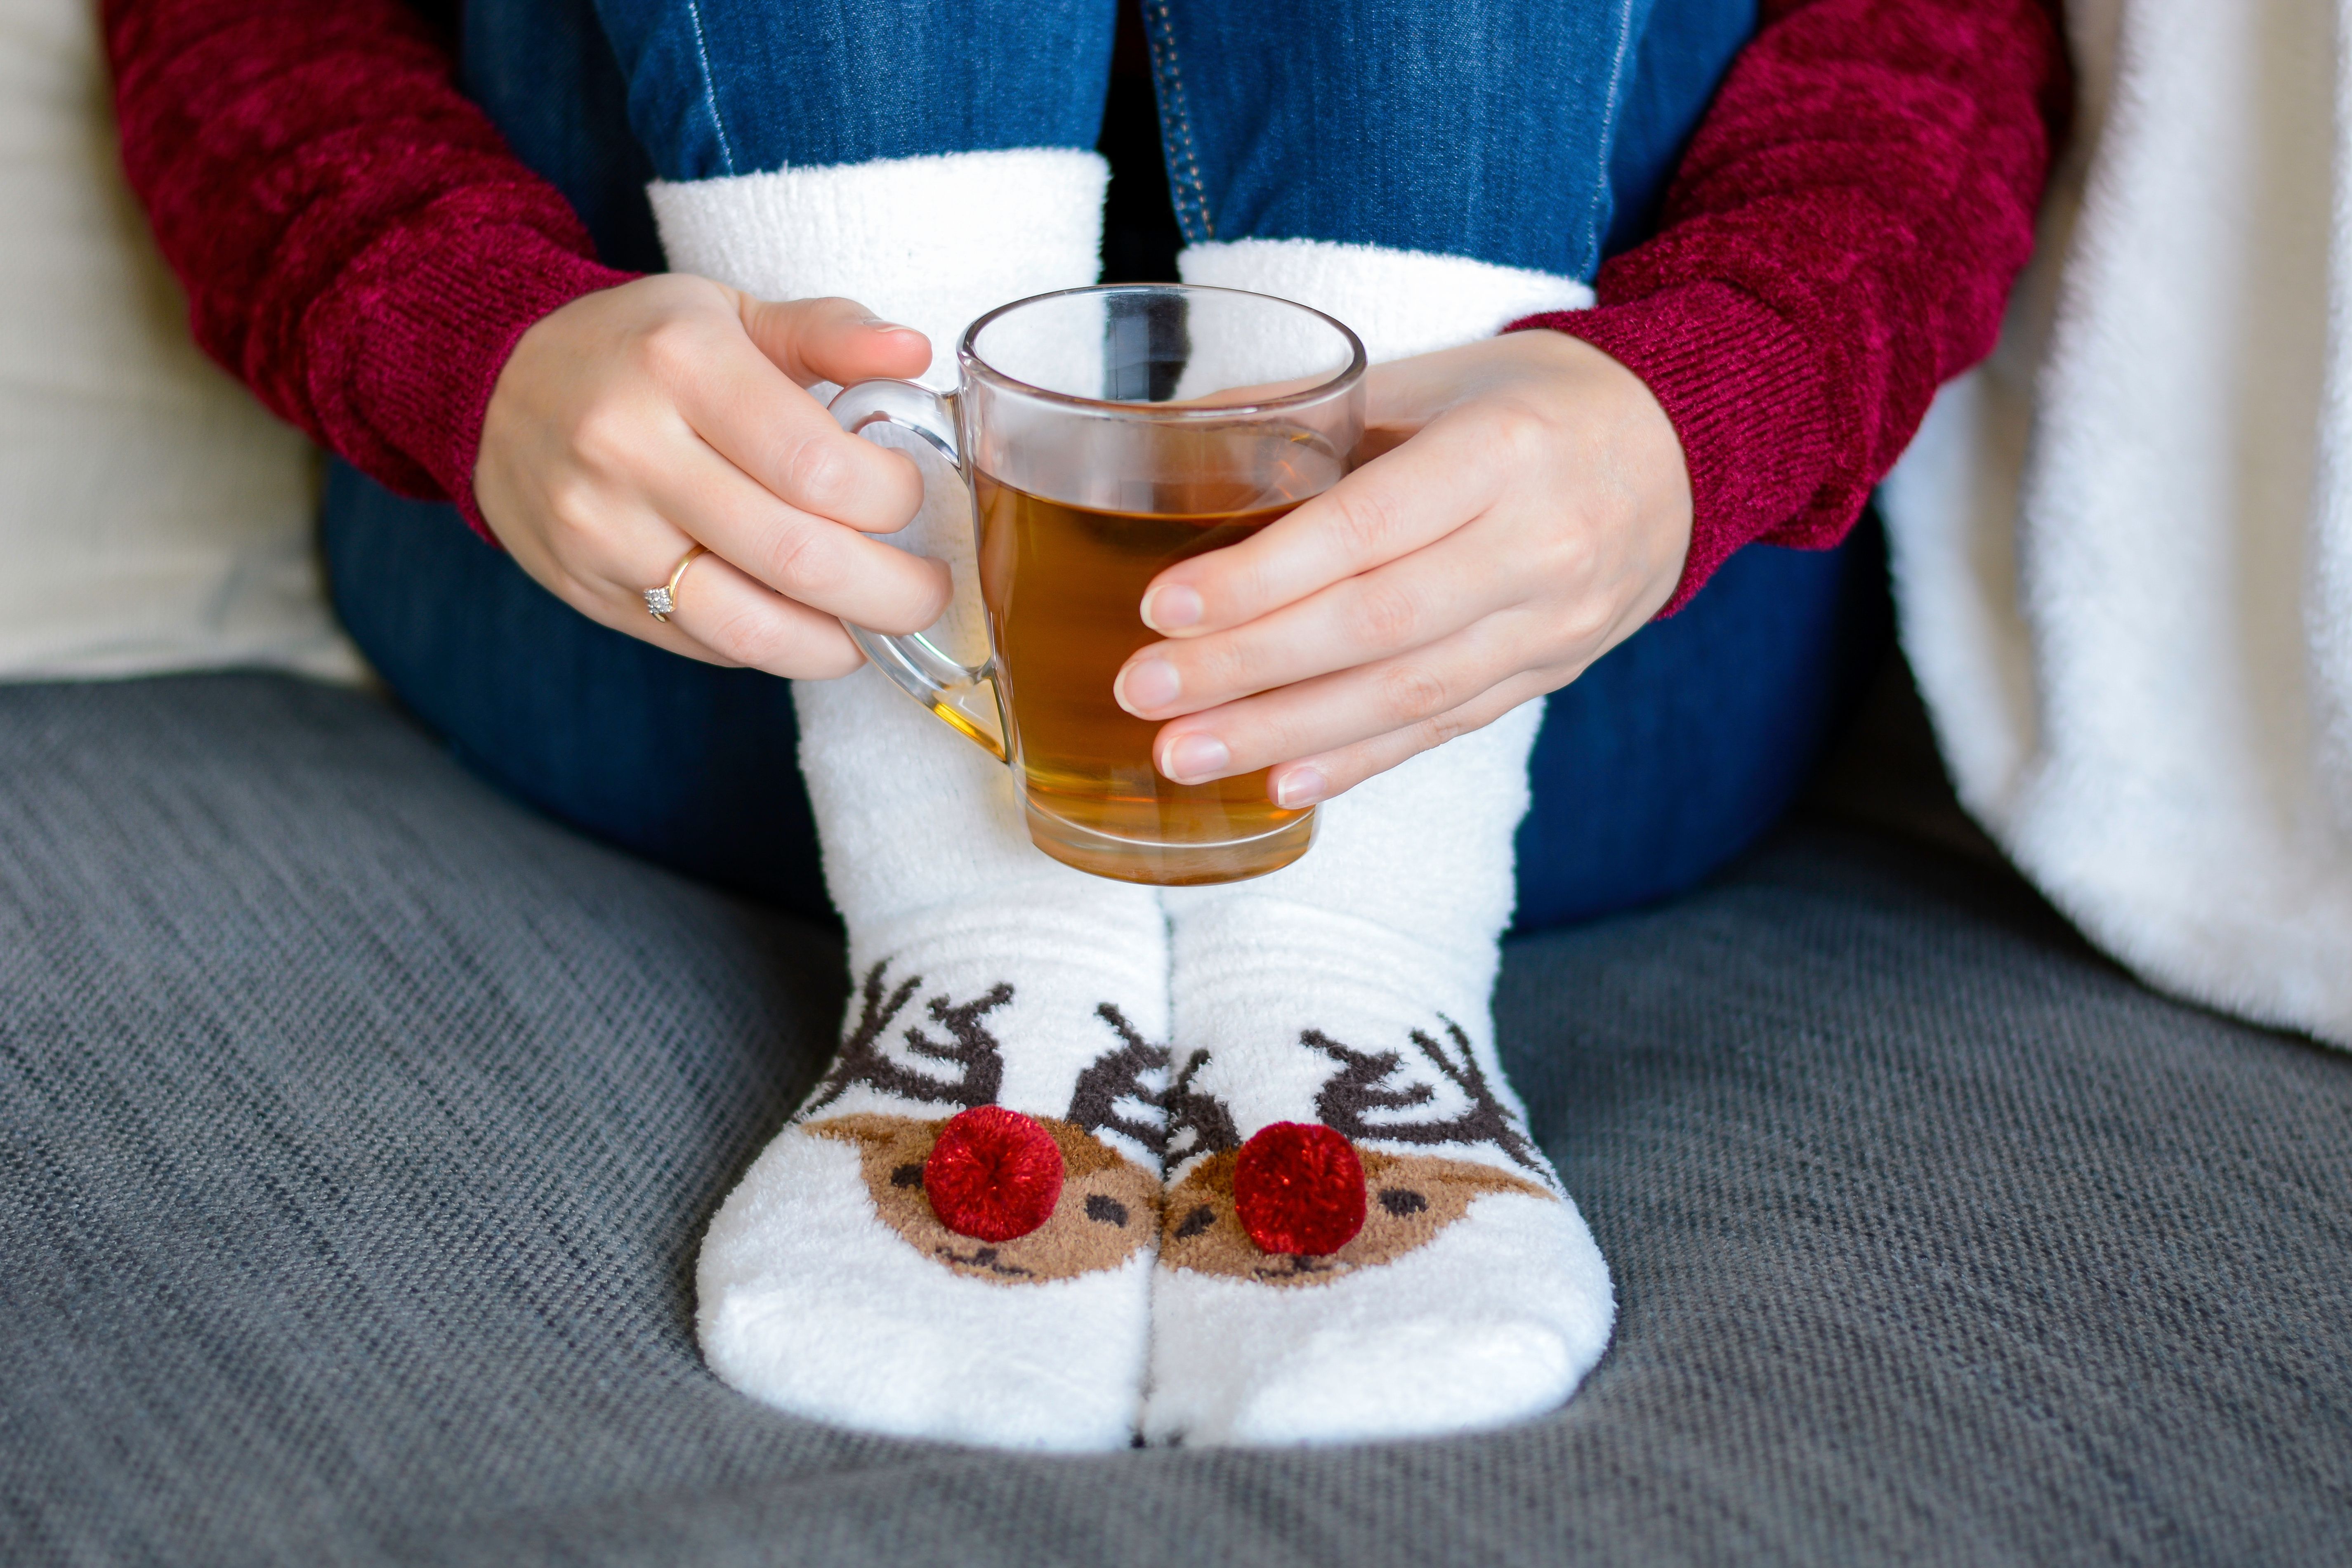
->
[[3, 672, 2349, 1567]]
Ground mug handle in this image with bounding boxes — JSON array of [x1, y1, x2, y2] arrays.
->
[[828, 379, 1010, 762]]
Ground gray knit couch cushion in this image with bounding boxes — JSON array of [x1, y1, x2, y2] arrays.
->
[[3, 673, 2347, 1566]]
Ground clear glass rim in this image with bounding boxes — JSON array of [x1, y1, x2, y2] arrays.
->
[[956, 283, 1367, 417]]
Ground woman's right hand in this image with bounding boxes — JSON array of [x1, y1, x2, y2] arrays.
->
[[473, 274, 951, 678]]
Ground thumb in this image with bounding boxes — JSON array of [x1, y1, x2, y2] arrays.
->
[[739, 295, 933, 388]]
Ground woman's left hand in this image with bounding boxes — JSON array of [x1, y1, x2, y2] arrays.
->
[[1113, 328, 1694, 807]]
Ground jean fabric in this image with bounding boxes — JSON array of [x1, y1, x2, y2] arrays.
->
[[323, 0, 1878, 932], [460, 0, 666, 273], [588, 0, 1119, 180], [582, 0, 1753, 278], [1141, 0, 1745, 278]]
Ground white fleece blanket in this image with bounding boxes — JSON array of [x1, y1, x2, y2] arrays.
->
[[1878, 0, 2352, 1046]]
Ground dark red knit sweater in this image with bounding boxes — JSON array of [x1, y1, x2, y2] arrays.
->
[[103, 0, 2064, 608]]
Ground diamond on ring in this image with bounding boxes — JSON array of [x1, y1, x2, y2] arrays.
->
[[644, 545, 705, 623]]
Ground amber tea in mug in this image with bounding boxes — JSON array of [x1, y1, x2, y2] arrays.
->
[[976, 460, 1306, 880], [830, 285, 1365, 885]]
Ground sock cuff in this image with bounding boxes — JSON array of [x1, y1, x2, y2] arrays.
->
[[649, 148, 1110, 385], [1177, 238, 1592, 363]]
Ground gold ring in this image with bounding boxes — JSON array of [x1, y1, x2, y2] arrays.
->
[[643, 545, 706, 623]]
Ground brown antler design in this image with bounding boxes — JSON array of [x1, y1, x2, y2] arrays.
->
[[802, 961, 1012, 1115], [1163, 1047, 1242, 1167], [1308, 1019, 1545, 1176], [1065, 1003, 1170, 1155]]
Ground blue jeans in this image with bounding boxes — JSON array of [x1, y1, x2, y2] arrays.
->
[[332, 0, 1878, 932], [583, 0, 1743, 274]]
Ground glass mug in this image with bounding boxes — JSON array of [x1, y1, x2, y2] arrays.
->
[[828, 284, 1366, 886]]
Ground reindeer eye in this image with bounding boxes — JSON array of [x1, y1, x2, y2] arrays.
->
[[1174, 1205, 1217, 1240], [1378, 1188, 1427, 1217], [891, 1162, 925, 1189], [1084, 1194, 1128, 1227]]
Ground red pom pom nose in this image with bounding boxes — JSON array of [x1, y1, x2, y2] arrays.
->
[[1233, 1122, 1367, 1256], [922, 1106, 1066, 1242]]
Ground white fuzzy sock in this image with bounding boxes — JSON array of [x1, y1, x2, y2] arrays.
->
[[658, 151, 1173, 1451], [1142, 240, 1613, 1448]]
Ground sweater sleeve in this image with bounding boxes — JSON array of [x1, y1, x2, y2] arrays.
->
[[102, 0, 636, 538], [1510, 0, 2067, 611]]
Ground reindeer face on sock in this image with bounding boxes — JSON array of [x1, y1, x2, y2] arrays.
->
[[802, 965, 1165, 1285], [1158, 1023, 1555, 1287]]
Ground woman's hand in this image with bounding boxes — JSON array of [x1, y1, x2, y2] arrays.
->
[[1113, 329, 1694, 805], [474, 274, 951, 678]]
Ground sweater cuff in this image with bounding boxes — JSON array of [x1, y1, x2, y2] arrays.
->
[[1508, 282, 1831, 614], [335, 216, 636, 542]]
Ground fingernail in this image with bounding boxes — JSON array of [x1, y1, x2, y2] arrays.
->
[[1161, 733, 1231, 784], [1115, 658, 1181, 714], [1140, 583, 1204, 632], [860, 317, 919, 335], [1272, 766, 1330, 809]]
